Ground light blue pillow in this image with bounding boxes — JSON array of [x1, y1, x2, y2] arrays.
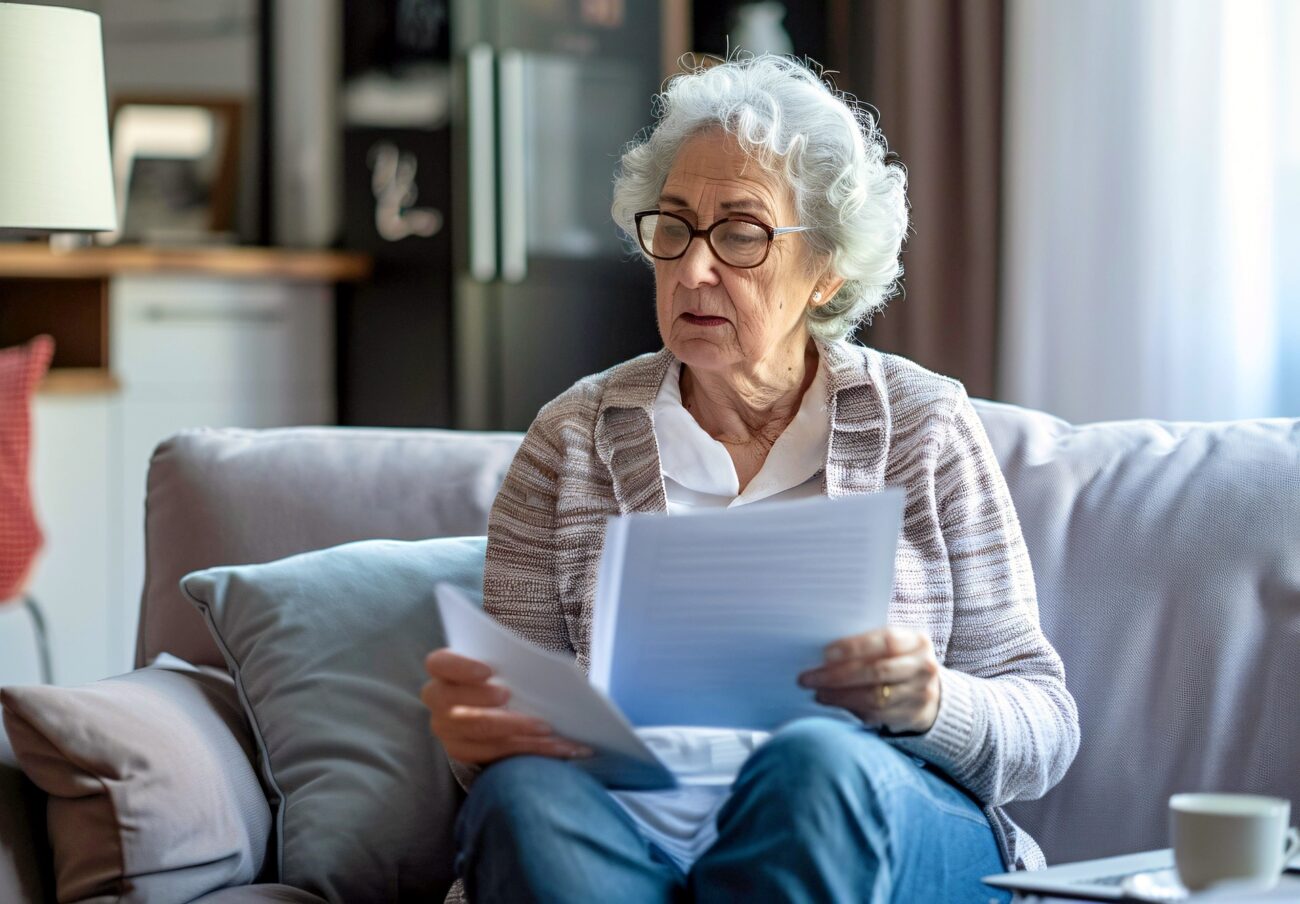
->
[[181, 537, 486, 904]]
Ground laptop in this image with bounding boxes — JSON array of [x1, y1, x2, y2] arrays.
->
[[984, 849, 1300, 901]]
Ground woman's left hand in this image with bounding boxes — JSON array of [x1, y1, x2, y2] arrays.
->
[[797, 627, 942, 734]]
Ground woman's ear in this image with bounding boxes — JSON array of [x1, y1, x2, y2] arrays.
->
[[810, 274, 846, 308]]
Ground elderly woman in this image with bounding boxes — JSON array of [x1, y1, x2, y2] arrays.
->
[[422, 55, 1079, 903]]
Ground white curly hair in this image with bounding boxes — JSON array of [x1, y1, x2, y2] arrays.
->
[[611, 54, 909, 341]]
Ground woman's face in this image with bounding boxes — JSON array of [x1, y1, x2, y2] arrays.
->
[[652, 130, 833, 375]]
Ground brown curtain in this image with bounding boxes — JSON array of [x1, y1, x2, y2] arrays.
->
[[830, 0, 1004, 400]]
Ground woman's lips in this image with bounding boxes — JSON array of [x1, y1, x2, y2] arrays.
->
[[681, 312, 729, 327]]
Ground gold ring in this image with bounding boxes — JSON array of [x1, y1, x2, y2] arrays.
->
[[879, 683, 892, 705]]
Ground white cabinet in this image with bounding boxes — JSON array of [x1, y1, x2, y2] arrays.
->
[[112, 276, 333, 392], [18, 275, 334, 685]]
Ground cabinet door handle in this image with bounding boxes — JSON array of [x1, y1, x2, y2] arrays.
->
[[140, 305, 286, 324], [468, 43, 498, 283]]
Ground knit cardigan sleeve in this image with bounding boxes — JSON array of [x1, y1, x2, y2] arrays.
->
[[481, 409, 575, 656], [884, 388, 1081, 807]]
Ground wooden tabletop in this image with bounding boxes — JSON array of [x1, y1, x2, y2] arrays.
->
[[0, 243, 372, 282]]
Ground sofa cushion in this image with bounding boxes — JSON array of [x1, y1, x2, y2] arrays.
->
[[0, 663, 271, 903], [974, 400, 1300, 864], [181, 536, 486, 904], [140, 427, 520, 670]]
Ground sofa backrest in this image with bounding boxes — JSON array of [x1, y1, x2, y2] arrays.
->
[[137, 405, 1300, 865], [976, 400, 1300, 864], [135, 427, 523, 670]]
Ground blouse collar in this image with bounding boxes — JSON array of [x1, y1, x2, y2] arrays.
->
[[593, 338, 891, 513], [653, 353, 831, 505]]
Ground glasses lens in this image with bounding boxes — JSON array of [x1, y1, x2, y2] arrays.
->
[[639, 213, 690, 259], [711, 220, 770, 267]]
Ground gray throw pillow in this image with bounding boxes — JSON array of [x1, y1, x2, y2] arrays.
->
[[181, 537, 486, 904], [0, 663, 272, 903]]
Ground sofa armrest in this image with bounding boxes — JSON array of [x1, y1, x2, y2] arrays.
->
[[0, 711, 54, 904]]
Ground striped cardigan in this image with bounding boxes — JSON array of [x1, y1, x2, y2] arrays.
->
[[476, 339, 1080, 871]]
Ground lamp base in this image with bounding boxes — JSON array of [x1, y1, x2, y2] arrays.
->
[[48, 233, 96, 251]]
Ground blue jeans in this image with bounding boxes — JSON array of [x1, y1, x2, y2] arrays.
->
[[455, 717, 1013, 903]]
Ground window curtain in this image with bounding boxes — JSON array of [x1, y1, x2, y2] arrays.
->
[[1000, 0, 1300, 422], [837, 0, 1005, 400]]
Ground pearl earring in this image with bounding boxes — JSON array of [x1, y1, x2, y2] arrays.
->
[[812, 291, 823, 302]]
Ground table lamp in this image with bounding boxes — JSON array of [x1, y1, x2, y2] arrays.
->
[[0, 2, 116, 237]]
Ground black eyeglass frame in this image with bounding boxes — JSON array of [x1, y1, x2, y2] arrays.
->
[[633, 209, 814, 269]]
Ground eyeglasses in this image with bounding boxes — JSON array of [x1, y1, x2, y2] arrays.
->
[[633, 210, 813, 269]]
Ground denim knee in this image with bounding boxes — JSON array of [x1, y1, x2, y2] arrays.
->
[[750, 717, 910, 778], [731, 717, 922, 814], [457, 755, 592, 846]]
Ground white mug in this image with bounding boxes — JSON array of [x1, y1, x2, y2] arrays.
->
[[1169, 792, 1300, 892]]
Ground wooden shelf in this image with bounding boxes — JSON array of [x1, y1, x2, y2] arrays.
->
[[0, 244, 372, 282], [39, 368, 120, 395]]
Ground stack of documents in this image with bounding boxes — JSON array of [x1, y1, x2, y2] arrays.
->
[[436, 489, 904, 789]]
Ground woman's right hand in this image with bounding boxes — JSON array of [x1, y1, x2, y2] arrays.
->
[[421, 648, 593, 764]]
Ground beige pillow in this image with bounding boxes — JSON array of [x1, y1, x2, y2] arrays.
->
[[0, 664, 272, 903]]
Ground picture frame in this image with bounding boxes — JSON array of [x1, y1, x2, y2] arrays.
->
[[100, 96, 242, 245]]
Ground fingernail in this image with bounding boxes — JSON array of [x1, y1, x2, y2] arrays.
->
[[569, 746, 593, 758], [825, 647, 845, 663]]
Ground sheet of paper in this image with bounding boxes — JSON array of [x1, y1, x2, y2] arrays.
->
[[590, 490, 906, 731], [434, 583, 676, 790]]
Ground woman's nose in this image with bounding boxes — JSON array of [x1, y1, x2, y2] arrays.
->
[[674, 235, 722, 288]]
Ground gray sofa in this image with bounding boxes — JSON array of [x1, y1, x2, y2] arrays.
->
[[2, 400, 1297, 902]]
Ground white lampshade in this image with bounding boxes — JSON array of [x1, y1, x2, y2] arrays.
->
[[0, 2, 116, 234]]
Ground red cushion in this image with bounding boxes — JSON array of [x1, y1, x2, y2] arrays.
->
[[0, 335, 54, 602]]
